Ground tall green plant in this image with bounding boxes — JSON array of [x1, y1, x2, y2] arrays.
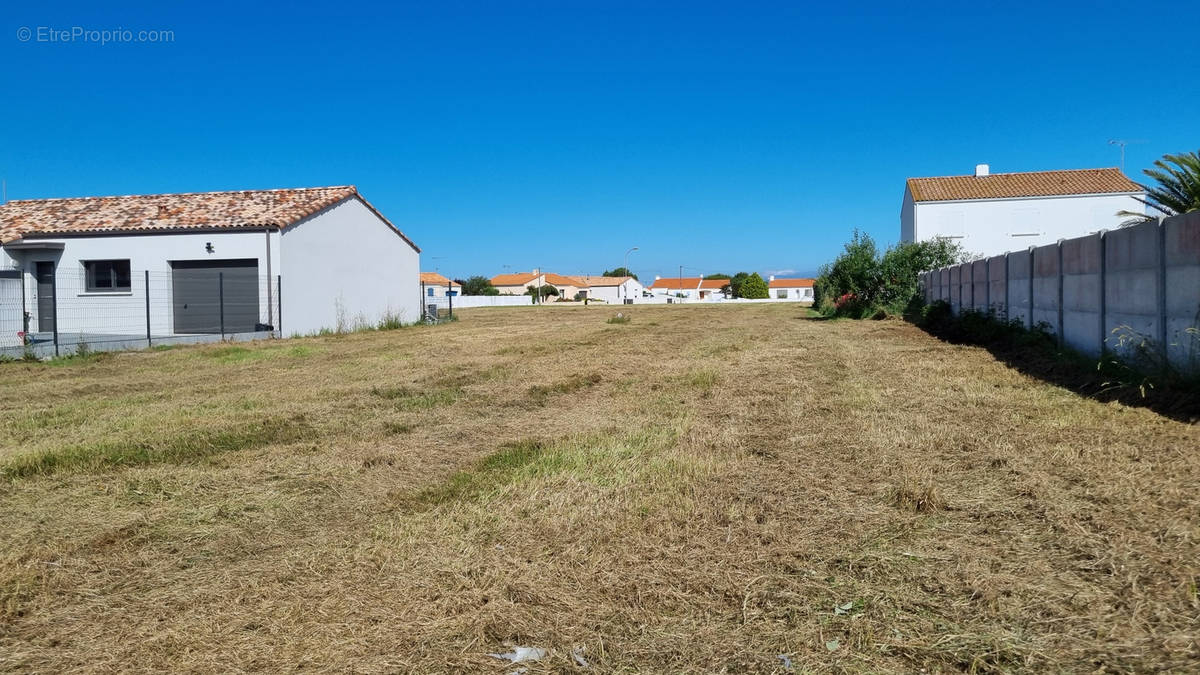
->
[[1119, 150, 1200, 225], [739, 273, 769, 299], [814, 231, 963, 317]]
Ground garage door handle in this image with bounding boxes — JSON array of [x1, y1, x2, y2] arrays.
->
[[183, 304, 188, 309]]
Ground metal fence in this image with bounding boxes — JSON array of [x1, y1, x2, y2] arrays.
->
[[1, 269, 281, 358]]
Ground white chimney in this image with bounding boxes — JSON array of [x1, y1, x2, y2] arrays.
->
[[654, 275, 661, 280], [975, 163, 990, 177], [768, 275, 775, 281]]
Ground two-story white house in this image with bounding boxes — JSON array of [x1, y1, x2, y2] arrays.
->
[[900, 165, 1145, 258]]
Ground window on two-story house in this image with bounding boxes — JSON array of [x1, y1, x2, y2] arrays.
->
[[84, 260, 132, 292]]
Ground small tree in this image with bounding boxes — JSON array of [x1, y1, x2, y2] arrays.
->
[[460, 275, 499, 296], [739, 272, 769, 299], [525, 285, 559, 302], [723, 271, 751, 298], [704, 273, 731, 280], [602, 267, 638, 280], [1118, 150, 1200, 225], [813, 230, 963, 317]]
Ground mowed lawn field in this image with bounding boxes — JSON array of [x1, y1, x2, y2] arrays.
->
[[1, 304, 1197, 673]]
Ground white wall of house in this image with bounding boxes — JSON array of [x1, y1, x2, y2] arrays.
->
[[770, 286, 813, 301], [280, 196, 420, 334], [422, 283, 461, 299], [901, 189, 1145, 258], [587, 278, 646, 303], [3, 229, 281, 342]]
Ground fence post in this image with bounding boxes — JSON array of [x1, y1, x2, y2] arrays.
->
[[1004, 253, 1010, 321], [1157, 220, 1168, 349], [1056, 240, 1064, 346], [1099, 230, 1107, 357], [219, 271, 225, 339], [20, 268, 27, 340], [1027, 247, 1035, 330], [277, 275, 282, 337], [51, 272, 59, 357], [145, 270, 151, 347], [984, 258, 990, 314], [447, 281, 453, 319]]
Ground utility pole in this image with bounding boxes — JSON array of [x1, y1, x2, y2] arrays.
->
[[623, 246, 638, 301]]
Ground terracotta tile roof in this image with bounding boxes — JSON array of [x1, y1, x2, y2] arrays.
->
[[906, 168, 1142, 202], [420, 272, 460, 286], [542, 273, 587, 287], [0, 185, 420, 251], [578, 275, 633, 287], [649, 277, 727, 290], [768, 278, 815, 288], [490, 273, 540, 286]]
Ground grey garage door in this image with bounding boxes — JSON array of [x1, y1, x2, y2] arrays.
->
[[171, 260, 260, 334]]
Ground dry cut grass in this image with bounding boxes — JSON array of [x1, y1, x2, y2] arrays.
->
[[1, 304, 1198, 672]]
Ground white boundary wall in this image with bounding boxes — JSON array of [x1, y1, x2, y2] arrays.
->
[[922, 211, 1200, 371]]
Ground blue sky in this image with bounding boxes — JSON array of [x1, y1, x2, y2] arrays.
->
[[3, 1, 1198, 282]]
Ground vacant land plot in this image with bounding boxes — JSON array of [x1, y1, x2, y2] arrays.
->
[[2, 304, 1197, 672]]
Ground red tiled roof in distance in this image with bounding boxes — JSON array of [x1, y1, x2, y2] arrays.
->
[[649, 277, 727, 290], [542, 273, 587, 287], [768, 278, 815, 288], [490, 273, 540, 286], [906, 168, 1142, 202], [578, 276, 632, 287], [420, 272, 460, 286]]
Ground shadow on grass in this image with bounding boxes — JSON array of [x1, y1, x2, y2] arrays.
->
[[909, 303, 1200, 424]]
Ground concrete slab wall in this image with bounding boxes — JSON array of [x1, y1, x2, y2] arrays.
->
[[1031, 243, 1061, 333], [925, 212, 1199, 373], [1163, 211, 1200, 370], [959, 263, 973, 313], [1061, 233, 1104, 356], [949, 265, 961, 314], [987, 255, 1007, 317], [971, 260, 988, 312], [1006, 249, 1033, 328], [1105, 220, 1161, 359]]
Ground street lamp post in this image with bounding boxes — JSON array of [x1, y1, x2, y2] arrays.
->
[[623, 246, 638, 300]]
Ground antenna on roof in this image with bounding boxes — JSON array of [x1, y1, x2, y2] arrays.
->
[[1108, 139, 1146, 172]]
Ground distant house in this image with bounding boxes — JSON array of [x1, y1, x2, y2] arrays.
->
[[420, 272, 461, 298], [648, 277, 727, 300], [900, 165, 1145, 257], [575, 275, 645, 303], [0, 185, 420, 345], [490, 271, 590, 299], [767, 277, 814, 301]]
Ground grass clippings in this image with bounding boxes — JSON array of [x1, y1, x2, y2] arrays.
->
[[1, 303, 1198, 672]]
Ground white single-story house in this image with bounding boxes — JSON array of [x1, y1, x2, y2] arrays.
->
[[420, 272, 461, 298], [647, 276, 727, 300], [0, 185, 420, 347], [767, 276, 814, 301], [574, 275, 644, 303], [900, 165, 1146, 258]]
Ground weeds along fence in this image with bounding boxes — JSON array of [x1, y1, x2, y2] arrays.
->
[[0, 269, 281, 359], [921, 210, 1200, 372]]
